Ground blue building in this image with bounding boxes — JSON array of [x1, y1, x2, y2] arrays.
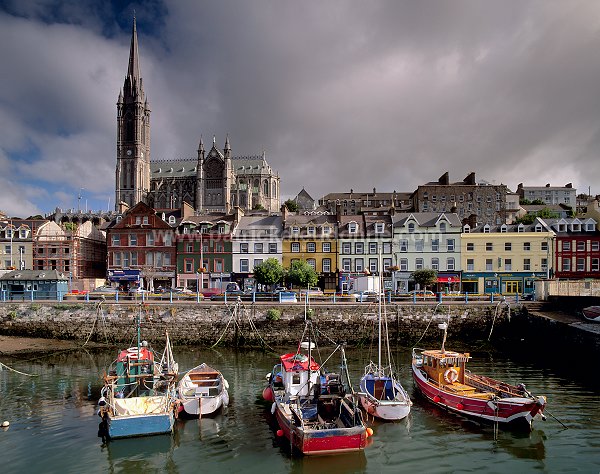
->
[[0, 270, 69, 301]]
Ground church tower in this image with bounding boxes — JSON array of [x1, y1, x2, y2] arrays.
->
[[115, 16, 151, 210]]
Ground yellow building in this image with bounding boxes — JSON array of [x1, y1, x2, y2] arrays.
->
[[461, 220, 554, 295], [282, 213, 338, 291]]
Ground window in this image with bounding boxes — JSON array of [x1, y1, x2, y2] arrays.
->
[[355, 258, 364, 272], [541, 241, 548, 251], [322, 258, 331, 273], [322, 242, 331, 253], [322, 226, 331, 235], [383, 242, 392, 254], [355, 242, 364, 254], [486, 258, 493, 271], [505, 258, 512, 271], [399, 240, 408, 252], [562, 258, 571, 271], [466, 242, 474, 251], [408, 222, 415, 233], [577, 258, 585, 271], [523, 242, 531, 251], [342, 242, 351, 254], [307, 242, 316, 253], [439, 222, 446, 232], [577, 241, 585, 252], [123, 252, 129, 268], [447, 239, 455, 252], [486, 242, 493, 251], [369, 258, 378, 272], [375, 223, 384, 234], [307, 259, 316, 270], [135, 216, 141, 225], [164, 233, 172, 246], [292, 226, 299, 234], [399, 258, 408, 271], [291, 242, 300, 253], [505, 242, 512, 251], [184, 259, 194, 273], [342, 258, 351, 272], [369, 242, 378, 254], [240, 243, 249, 253], [114, 252, 121, 266], [143, 216, 149, 225], [186, 243, 193, 252], [383, 258, 392, 270], [563, 241, 571, 251], [592, 258, 599, 271], [254, 243, 263, 253], [240, 259, 249, 273], [307, 226, 315, 236], [431, 258, 439, 270], [541, 258, 548, 271], [500, 224, 507, 233], [447, 257, 455, 271], [129, 234, 137, 246], [415, 240, 424, 252], [592, 242, 599, 252], [415, 258, 424, 270], [348, 222, 358, 234], [269, 243, 278, 253], [112, 234, 120, 246], [168, 216, 176, 225], [432, 239, 439, 252], [523, 258, 531, 271], [467, 259, 474, 271], [483, 225, 490, 233]]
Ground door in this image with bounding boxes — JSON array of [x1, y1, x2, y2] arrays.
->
[[505, 280, 521, 294]]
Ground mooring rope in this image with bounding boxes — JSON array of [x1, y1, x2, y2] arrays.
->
[[0, 361, 38, 377]]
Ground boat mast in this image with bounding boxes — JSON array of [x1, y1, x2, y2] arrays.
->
[[378, 243, 382, 376], [137, 303, 141, 357]]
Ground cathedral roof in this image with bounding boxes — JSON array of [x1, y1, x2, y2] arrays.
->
[[150, 156, 275, 179]]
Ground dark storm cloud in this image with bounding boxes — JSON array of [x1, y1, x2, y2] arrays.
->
[[0, 0, 599, 215]]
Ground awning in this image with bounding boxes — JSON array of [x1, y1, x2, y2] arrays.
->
[[437, 276, 459, 283]]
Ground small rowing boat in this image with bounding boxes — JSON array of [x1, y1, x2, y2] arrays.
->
[[177, 363, 230, 417]]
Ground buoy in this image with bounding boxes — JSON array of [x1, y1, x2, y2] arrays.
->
[[262, 386, 273, 402], [366, 427, 374, 437], [177, 404, 185, 412], [276, 429, 283, 437], [433, 395, 441, 403], [457, 403, 464, 410], [1, 421, 9, 427]]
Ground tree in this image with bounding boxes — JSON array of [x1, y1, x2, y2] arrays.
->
[[283, 199, 299, 212], [515, 207, 560, 225], [286, 260, 318, 288], [254, 258, 284, 287], [412, 269, 438, 290], [253, 203, 265, 210]]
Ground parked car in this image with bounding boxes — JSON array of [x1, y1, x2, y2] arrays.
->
[[173, 287, 193, 294], [407, 290, 435, 297], [88, 286, 119, 298], [272, 286, 288, 295], [351, 291, 380, 302], [128, 287, 149, 296]]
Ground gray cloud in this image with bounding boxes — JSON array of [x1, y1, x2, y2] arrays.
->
[[1, 0, 599, 216]]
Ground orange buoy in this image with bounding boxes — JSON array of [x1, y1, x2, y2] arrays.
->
[[262, 386, 273, 402], [457, 403, 464, 410], [276, 429, 284, 437], [366, 427, 374, 437], [433, 395, 441, 403]]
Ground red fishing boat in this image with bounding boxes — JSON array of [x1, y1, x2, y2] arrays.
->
[[263, 324, 368, 455], [412, 322, 547, 430]]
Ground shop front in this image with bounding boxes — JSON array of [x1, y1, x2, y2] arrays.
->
[[107, 269, 141, 291], [436, 273, 461, 294], [462, 272, 546, 295]]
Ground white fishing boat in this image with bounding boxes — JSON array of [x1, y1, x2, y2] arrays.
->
[[358, 253, 411, 421], [177, 363, 230, 417], [582, 306, 600, 322]]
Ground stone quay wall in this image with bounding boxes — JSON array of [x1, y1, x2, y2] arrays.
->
[[0, 301, 520, 349]]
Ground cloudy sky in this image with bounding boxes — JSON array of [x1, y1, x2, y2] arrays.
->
[[1, 0, 600, 217]]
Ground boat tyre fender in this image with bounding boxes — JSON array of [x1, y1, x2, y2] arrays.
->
[[126, 347, 140, 359], [444, 368, 459, 384]]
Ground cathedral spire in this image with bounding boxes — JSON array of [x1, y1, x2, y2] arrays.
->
[[224, 134, 231, 151], [127, 15, 141, 83]]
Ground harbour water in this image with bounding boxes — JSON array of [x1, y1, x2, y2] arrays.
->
[[0, 344, 599, 473]]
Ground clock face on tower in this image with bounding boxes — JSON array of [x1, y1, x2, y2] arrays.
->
[[126, 150, 132, 156]]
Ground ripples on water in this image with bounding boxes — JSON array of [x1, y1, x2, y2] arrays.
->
[[1, 345, 599, 473]]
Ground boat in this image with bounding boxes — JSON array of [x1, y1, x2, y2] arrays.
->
[[358, 269, 411, 421], [177, 363, 230, 417], [412, 320, 547, 430], [582, 306, 600, 322], [263, 323, 368, 456], [97, 309, 179, 441]]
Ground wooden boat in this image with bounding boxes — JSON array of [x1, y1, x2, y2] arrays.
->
[[582, 306, 600, 322], [177, 363, 230, 417], [263, 323, 368, 456], [358, 271, 411, 421], [97, 310, 178, 441], [412, 321, 547, 430]]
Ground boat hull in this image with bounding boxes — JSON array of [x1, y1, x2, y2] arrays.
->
[[107, 412, 174, 439], [582, 306, 600, 322], [358, 375, 411, 421], [177, 363, 230, 417], [412, 363, 545, 429], [180, 390, 229, 417], [274, 401, 366, 455]]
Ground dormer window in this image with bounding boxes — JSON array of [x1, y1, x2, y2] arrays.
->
[[143, 216, 149, 225], [408, 222, 415, 233], [218, 225, 225, 234], [116, 216, 122, 223], [308, 226, 315, 235], [19, 229, 27, 239], [572, 223, 581, 232], [375, 223, 384, 234], [322, 226, 331, 235], [483, 224, 490, 233], [292, 226, 300, 234], [348, 222, 357, 234], [518, 224, 525, 233], [500, 224, 507, 233], [535, 224, 542, 232], [168, 216, 176, 225], [439, 222, 446, 233], [587, 223, 595, 231], [463, 224, 470, 233], [135, 216, 141, 225], [558, 223, 566, 232]]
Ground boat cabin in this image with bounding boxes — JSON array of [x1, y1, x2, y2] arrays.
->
[[279, 352, 321, 397], [417, 350, 470, 387]]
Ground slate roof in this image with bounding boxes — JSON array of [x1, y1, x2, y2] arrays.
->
[[0, 270, 68, 281]]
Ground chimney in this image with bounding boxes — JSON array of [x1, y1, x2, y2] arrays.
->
[[234, 206, 244, 223], [546, 183, 551, 187], [280, 203, 289, 221], [439, 172, 449, 185], [464, 172, 476, 185], [565, 183, 573, 188]]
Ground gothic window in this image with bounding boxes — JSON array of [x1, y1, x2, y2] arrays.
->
[[272, 181, 277, 197], [125, 115, 134, 141], [263, 180, 269, 196]]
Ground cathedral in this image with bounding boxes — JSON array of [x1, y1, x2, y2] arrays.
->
[[115, 18, 280, 214]]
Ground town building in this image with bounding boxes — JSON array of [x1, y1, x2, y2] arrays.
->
[[542, 218, 600, 279], [412, 172, 508, 226], [1, 217, 43, 272], [231, 213, 283, 291], [516, 182, 576, 207], [175, 213, 237, 292], [0, 269, 68, 301], [34, 220, 106, 291], [106, 202, 176, 291], [320, 189, 412, 215], [391, 212, 462, 293], [460, 219, 554, 295], [115, 18, 280, 214]]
